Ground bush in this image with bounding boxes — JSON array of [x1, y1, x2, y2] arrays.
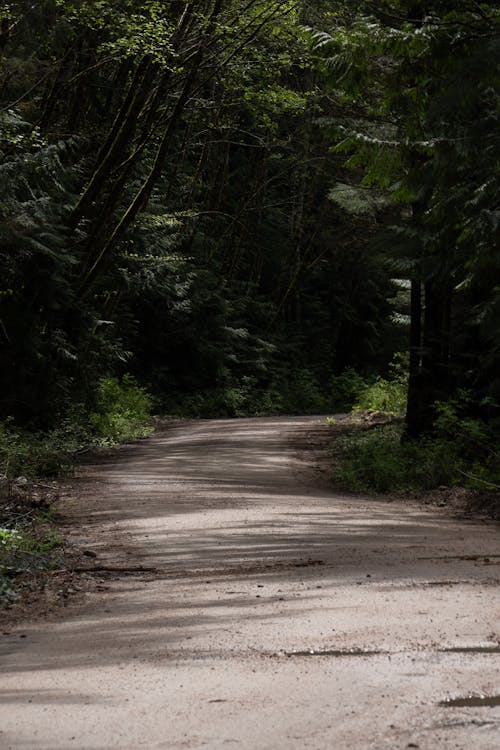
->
[[353, 354, 408, 416], [354, 376, 407, 415], [329, 369, 369, 410], [0, 401, 106, 481], [328, 355, 408, 415], [165, 369, 330, 418], [90, 374, 153, 443], [0, 375, 153, 483], [0, 421, 76, 481], [280, 368, 329, 414], [332, 424, 463, 493], [433, 393, 500, 490], [0, 422, 31, 481], [332, 387, 500, 494]]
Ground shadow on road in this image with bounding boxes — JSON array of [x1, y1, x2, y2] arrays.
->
[[1, 417, 498, 683]]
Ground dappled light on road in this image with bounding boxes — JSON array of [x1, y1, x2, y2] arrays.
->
[[1, 418, 499, 750]]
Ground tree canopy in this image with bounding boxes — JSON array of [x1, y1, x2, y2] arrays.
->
[[1, 0, 498, 442]]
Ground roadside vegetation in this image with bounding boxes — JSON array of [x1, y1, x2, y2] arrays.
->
[[330, 369, 500, 509], [0, 375, 152, 606], [0, 521, 63, 606]]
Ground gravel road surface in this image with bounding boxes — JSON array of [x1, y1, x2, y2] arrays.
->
[[1, 416, 500, 749]]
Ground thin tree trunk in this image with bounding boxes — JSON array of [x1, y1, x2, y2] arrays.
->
[[405, 279, 423, 438], [70, 55, 155, 228], [77, 0, 225, 299]]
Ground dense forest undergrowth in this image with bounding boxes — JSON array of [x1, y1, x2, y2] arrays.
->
[[1, 1, 500, 605]]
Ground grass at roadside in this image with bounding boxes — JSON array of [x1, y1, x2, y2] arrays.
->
[[0, 515, 63, 606], [331, 421, 461, 493], [326, 362, 500, 511], [328, 416, 500, 519]]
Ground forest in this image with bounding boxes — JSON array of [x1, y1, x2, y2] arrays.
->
[[2, 4, 500, 743], [1, 0, 499, 494]]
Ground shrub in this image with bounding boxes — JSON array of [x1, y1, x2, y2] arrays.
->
[[0, 422, 31, 481], [90, 374, 153, 443], [331, 386, 500, 494], [280, 368, 329, 414], [249, 385, 285, 416], [354, 354, 408, 416], [433, 392, 500, 490], [0, 409, 93, 480], [354, 376, 407, 415], [165, 369, 329, 418], [329, 368, 369, 410], [1, 374, 154, 483], [332, 424, 463, 493]]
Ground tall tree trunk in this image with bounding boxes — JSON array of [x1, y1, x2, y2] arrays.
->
[[405, 278, 453, 437], [405, 279, 423, 438]]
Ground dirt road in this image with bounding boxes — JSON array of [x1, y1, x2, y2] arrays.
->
[[1, 417, 500, 749]]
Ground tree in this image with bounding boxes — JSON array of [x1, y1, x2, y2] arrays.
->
[[1, 0, 405, 425], [311, 1, 500, 435]]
